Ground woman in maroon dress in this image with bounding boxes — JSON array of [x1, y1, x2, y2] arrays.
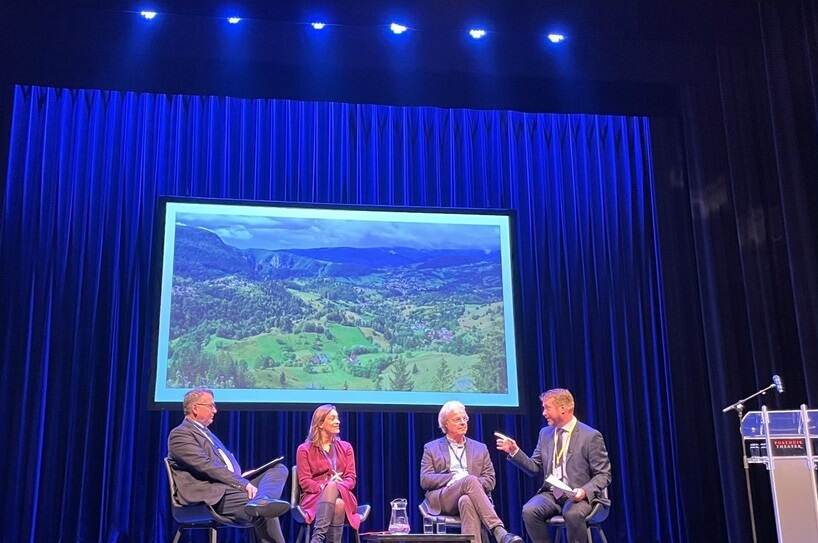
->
[[296, 404, 362, 543]]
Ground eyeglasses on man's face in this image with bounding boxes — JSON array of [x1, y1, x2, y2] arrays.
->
[[449, 415, 469, 424], [196, 402, 217, 410]]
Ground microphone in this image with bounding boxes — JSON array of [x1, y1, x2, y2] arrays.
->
[[772, 374, 784, 394]]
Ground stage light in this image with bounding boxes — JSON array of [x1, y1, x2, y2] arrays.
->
[[390, 22, 408, 35], [227, 17, 241, 24], [140, 11, 157, 20], [547, 33, 566, 43], [311, 21, 326, 30], [468, 28, 487, 39]]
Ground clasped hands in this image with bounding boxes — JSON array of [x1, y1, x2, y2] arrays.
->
[[446, 469, 469, 487]]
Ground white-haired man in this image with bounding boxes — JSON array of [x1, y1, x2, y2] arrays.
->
[[168, 388, 290, 543], [420, 400, 523, 543], [497, 388, 611, 543]]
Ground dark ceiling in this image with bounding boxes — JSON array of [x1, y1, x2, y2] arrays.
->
[[0, 1, 759, 114]]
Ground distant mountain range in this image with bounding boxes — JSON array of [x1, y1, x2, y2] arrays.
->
[[173, 225, 501, 280]]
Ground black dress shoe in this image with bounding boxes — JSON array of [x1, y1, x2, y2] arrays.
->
[[245, 498, 290, 518], [500, 533, 523, 543]]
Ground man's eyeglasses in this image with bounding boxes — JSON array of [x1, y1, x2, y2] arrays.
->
[[449, 416, 469, 424], [196, 403, 217, 410]]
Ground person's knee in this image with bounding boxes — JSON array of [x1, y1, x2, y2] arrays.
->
[[461, 475, 480, 492], [320, 481, 340, 501], [457, 495, 474, 513], [334, 498, 345, 513], [272, 463, 288, 478], [321, 481, 338, 496], [258, 462, 288, 487], [522, 502, 541, 523], [563, 506, 586, 525]]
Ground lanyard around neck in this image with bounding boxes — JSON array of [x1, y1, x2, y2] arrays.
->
[[553, 428, 570, 467], [448, 441, 466, 469]]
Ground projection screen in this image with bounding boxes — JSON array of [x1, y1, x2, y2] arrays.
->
[[150, 198, 522, 410]]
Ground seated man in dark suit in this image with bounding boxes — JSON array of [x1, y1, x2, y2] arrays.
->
[[420, 400, 523, 543], [496, 388, 611, 543], [168, 387, 289, 543]]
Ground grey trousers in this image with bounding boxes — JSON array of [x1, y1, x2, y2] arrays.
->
[[437, 475, 503, 543], [522, 491, 592, 543]]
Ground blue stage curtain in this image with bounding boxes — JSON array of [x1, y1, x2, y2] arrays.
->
[[1, 85, 681, 542]]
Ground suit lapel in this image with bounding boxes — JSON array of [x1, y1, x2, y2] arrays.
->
[[543, 426, 555, 472], [465, 438, 479, 476], [566, 424, 580, 463], [438, 438, 450, 470], [185, 419, 226, 464], [186, 419, 216, 452]]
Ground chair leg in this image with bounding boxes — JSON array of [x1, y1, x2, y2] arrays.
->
[[172, 529, 182, 543], [210, 527, 218, 543], [593, 526, 608, 543], [297, 523, 311, 543], [554, 527, 564, 543]]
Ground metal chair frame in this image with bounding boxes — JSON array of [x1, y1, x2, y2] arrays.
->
[[164, 457, 254, 543], [545, 488, 610, 543]]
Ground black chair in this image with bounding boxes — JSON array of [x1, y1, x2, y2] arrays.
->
[[418, 498, 491, 541], [163, 457, 255, 543], [291, 465, 371, 543], [545, 488, 610, 543]]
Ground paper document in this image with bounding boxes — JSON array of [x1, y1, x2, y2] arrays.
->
[[545, 474, 576, 495], [242, 456, 284, 479]]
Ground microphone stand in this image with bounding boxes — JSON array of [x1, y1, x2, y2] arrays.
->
[[722, 382, 776, 543]]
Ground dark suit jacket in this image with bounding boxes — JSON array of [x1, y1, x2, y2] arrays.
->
[[508, 420, 611, 506], [420, 436, 496, 515], [168, 418, 251, 506]]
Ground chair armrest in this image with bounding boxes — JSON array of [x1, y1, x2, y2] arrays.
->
[[357, 504, 371, 522]]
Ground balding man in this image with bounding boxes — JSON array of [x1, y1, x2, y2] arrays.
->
[[497, 389, 611, 543], [168, 388, 290, 543]]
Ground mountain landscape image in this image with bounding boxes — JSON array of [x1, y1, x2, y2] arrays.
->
[[165, 214, 510, 394]]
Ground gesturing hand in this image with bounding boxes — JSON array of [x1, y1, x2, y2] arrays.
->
[[495, 436, 519, 455], [246, 482, 258, 499]]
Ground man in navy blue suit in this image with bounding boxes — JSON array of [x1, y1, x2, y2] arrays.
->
[[497, 388, 611, 543], [168, 388, 289, 543]]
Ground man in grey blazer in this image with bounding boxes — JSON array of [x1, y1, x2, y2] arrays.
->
[[421, 400, 523, 543], [496, 388, 611, 543], [168, 388, 290, 543]]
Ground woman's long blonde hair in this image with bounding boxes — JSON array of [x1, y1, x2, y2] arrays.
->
[[305, 404, 338, 447]]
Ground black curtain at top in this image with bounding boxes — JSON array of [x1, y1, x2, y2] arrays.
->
[[1, 86, 685, 542]]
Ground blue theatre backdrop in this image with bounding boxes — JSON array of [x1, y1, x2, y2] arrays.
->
[[3, 85, 684, 542]]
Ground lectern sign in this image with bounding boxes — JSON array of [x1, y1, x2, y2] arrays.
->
[[770, 438, 807, 456]]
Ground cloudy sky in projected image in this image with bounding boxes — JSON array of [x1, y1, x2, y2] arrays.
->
[[176, 212, 502, 251]]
